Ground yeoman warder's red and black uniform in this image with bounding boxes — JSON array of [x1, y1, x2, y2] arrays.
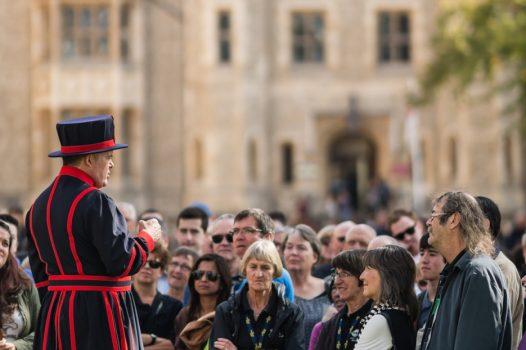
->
[[26, 115, 154, 350]]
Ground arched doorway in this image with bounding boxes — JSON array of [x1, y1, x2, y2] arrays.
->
[[328, 133, 376, 212]]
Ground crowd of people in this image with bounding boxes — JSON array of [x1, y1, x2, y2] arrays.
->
[[2, 191, 526, 349], [0, 115, 525, 350]]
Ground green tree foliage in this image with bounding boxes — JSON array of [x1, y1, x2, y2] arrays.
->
[[416, 0, 526, 129], [417, 0, 526, 198]]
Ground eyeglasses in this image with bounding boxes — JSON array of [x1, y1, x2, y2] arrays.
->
[[191, 270, 220, 282], [229, 227, 263, 236], [393, 225, 416, 241], [332, 269, 353, 279], [169, 261, 192, 272], [145, 260, 162, 269], [211, 233, 233, 244]]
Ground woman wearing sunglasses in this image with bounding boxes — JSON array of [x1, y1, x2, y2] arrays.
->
[[132, 244, 183, 348], [174, 253, 231, 350], [354, 245, 417, 350], [211, 239, 304, 350]]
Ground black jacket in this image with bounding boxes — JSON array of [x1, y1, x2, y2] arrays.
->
[[380, 309, 416, 350], [314, 300, 372, 350], [210, 282, 304, 350]]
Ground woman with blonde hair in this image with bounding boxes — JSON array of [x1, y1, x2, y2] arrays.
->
[[210, 240, 304, 350]]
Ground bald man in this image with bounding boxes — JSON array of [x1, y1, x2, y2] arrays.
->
[[345, 224, 377, 250], [329, 221, 355, 258], [367, 235, 400, 250]]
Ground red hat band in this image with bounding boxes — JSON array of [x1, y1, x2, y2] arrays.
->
[[60, 139, 117, 155]]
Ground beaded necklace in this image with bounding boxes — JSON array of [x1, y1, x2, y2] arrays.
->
[[244, 314, 272, 350], [335, 316, 361, 350], [355, 302, 404, 340]]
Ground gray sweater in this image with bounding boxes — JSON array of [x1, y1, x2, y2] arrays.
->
[[422, 251, 512, 350]]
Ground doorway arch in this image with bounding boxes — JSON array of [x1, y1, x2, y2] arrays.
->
[[328, 133, 377, 211]]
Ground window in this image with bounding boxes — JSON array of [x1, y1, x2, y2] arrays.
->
[[218, 11, 231, 63], [120, 3, 131, 62], [61, 4, 110, 59], [378, 11, 411, 63], [282, 143, 294, 184], [292, 12, 324, 63]]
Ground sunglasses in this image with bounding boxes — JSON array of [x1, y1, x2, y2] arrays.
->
[[145, 260, 162, 269], [191, 270, 220, 282], [211, 233, 233, 244], [393, 225, 416, 241]]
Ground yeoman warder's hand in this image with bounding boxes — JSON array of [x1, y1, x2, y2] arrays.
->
[[139, 219, 162, 242]]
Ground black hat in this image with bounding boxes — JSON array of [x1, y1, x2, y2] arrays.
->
[[48, 115, 128, 158]]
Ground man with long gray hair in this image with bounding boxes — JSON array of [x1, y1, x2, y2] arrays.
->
[[420, 191, 511, 350]]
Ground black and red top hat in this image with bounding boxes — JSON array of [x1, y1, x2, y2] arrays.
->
[[48, 115, 128, 158]]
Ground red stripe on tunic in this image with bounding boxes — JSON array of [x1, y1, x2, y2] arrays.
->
[[36, 280, 50, 289], [66, 187, 96, 274], [49, 285, 131, 292], [55, 292, 66, 350], [136, 242, 147, 269], [59, 166, 95, 186], [136, 231, 155, 252], [42, 292, 59, 350], [28, 206, 51, 276], [111, 291, 129, 350], [47, 177, 65, 274], [120, 246, 137, 277], [49, 275, 131, 282], [69, 291, 77, 350], [103, 291, 120, 350]]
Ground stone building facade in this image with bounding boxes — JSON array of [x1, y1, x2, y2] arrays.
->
[[0, 0, 522, 220]]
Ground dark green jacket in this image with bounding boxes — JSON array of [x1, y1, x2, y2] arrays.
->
[[12, 283, 40, 350], [423, 251, 512, 350]]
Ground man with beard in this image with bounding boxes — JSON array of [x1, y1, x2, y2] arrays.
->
[[421, 191, 511, 350]]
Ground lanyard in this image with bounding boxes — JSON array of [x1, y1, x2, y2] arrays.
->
[[421, 263, 457, 350], [336, 316, 360, 350], [244, 315, 272, 350]]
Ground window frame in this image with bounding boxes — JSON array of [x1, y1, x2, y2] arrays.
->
[[377, 10, 411, 64], [291, 11, 325, 64]]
